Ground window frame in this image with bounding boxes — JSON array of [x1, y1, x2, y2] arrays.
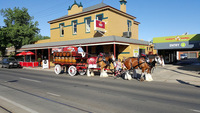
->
[[72, 20, 78, 35], [127, 20, 132, 32], [96, 14, 103, 21], [84, 17, 91, 33], [59, 23, 64, 37]]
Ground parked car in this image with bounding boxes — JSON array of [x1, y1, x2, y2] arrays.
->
[[1, 57, 20, 68], [180, 54, 188, 60]]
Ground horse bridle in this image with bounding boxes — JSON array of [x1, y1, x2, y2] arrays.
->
[[97, 55, 115, 66]]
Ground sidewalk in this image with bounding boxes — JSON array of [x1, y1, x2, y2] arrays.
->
[[23, 66, 54, 72], [152, 64, 200, 86], [22, 65, 200, 86]]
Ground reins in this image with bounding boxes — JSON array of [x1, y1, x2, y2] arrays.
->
[[130, 57, 146, 69]]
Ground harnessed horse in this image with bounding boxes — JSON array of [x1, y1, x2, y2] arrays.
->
[[123, 55, 163, 81], [87, 53, 116, 77]]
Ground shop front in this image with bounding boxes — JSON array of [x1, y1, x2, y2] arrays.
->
[[153, 34, 200, 63], [20, 36, 149, 68]]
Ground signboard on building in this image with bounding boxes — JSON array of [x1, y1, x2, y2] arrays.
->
[[139, 45, 146, 49], [133, 49, 139, 57], [153, 34, 200, 50], [153, 34, 200, 43], [94, 19, 106, 32]]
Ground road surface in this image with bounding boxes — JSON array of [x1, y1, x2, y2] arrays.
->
[[0, 68, 200, 113]]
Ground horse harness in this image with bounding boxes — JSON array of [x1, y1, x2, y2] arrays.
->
[[96, 54, 110, 66], [130, 57, 144, 69]]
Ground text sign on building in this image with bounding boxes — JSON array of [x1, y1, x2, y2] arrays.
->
[[169, 42, 186, 48], [133, 49, 139, 57], [94, 19, 106, 32], [154, 41, 196, 50]]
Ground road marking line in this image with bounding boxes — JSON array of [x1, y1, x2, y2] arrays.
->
[[47, 92, 60, 97], [190, 109, 200, 113], [0, 95, 39, 113], [20, 77, 41, 83]]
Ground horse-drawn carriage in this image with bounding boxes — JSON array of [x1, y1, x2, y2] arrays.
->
[[53, 46, 88, 76], [53, 46, 164, 81], [53, 46, 116, 77]]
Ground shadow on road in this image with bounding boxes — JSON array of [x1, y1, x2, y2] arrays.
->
[[177, 79, 200, 88]]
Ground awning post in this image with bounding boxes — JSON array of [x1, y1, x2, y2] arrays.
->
[[48, 48, 50, 69], [114, 43, 116, 58]]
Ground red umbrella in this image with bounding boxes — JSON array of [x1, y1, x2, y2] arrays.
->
[[26, 51, 35, 55], [25, 51, 35, 62], [16, 51, 27, 56], [16, 51, 27, 62]]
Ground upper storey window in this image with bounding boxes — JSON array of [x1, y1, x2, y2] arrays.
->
[[60, 23, 64, 37], [96, 14, 103, 21], [127, 20, 132, 32], [85, 17, 91, 33], [72, 20, 77, 34]]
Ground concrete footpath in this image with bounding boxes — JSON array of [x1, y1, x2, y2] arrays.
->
[[152, 64, 200, 86], [22, 64, 200, 86]]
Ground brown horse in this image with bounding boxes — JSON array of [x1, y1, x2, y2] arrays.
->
[[123, 57, 152, 81], [87, 53, 116, 77]]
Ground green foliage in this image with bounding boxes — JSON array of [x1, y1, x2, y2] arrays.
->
[[0, 7, 40, 55], [0, 27, 8, 57], [37, 58, 41, 62], [32, 34, 50, 44]]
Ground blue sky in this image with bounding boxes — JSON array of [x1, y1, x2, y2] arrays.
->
[[0, 0, 199, 41]]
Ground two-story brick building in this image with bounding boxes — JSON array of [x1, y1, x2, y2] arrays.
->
[[20, 0, 149, 67]]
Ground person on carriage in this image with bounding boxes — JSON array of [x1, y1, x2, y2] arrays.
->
[[78, 46, 86, 57]]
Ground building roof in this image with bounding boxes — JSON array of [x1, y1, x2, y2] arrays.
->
[[48, 2, 137, 24], [82, 2, 108, 12], [20, 36, 149, 50], [56, 3, 108, 21]]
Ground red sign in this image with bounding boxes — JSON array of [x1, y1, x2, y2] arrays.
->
[[165, 37, 190, 41], [94, 19, 106, 32], [95, 20, 105, 29]]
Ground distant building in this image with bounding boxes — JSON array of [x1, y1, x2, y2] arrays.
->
[[153, 34, 200, 63]]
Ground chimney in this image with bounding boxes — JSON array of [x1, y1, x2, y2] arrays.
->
[[120, 0, 127, 13]]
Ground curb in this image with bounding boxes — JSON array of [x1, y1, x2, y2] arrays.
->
[[22, 67, 54, 72]]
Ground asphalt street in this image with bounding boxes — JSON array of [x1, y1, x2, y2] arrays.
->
[[0, 68, 200, 113]]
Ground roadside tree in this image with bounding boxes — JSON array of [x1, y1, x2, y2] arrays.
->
[[0, 7, 40, 55], [0, 27, 9, 57]]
